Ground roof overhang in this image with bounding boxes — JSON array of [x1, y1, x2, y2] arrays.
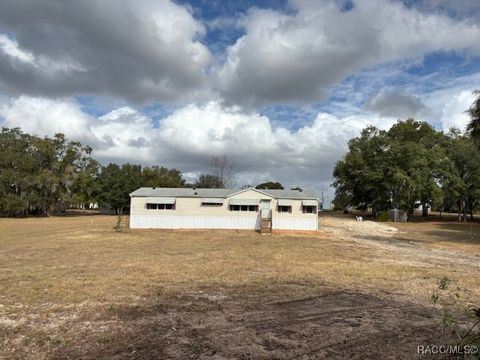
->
[[144, 197, 176, 204], [229, 198, 259, 206], [201, 198, 224, 204]]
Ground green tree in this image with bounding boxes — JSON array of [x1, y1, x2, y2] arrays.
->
[[332, 187, 352, 212], [142, 166, 184, 188], [333, 126, 391, 216], [255, 181, 284, 190], [0, 128, 36, 216], [30, 133, 96, 215], [387, 119, 445, 217], [97, 163, 142, 214], [0, 129, 97, 216], [194, 174, 223, 188], [0, 128, 189, 216], [442, 131, 480, 221], [71, 155, 100, 209], [333, 120, 449, 219], [466, 89, 480, 149]]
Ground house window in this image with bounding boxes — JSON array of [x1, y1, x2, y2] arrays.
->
[[146, 203, 175, 210], [302, 206, 316, 214], [278, 205, 292, 213], [229, 205, 258, 212], [201, 202, 222, 206]]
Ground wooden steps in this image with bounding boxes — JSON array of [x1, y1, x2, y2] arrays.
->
[[260, 217, 272, 234]]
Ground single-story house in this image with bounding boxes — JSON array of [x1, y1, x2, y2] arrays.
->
[[129, 187, 318, 231]]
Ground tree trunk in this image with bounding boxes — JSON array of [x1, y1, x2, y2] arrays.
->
[[458, 200, 463, 222], [422, 203, 429, 217], [407, 208, 414, 222]]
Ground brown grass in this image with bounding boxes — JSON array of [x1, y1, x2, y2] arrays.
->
[[0, 214, 479, 359], [392, 221, 480, 254]]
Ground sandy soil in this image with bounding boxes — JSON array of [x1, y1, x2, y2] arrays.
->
[[321, 216, 480, 270], [48, 289, 448, 360]]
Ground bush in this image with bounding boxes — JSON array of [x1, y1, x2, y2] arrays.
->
[[431, 276, 480, 356], [377, 211, 389, 222]]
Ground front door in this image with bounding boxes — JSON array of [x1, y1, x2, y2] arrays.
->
[[260, 200, 271, 218]]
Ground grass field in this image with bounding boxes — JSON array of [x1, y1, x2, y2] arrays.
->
[[1, 214, 479, 359]]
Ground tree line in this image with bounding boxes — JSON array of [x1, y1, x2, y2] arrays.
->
[[0, 128, 194, 216], [0, 128, 291, 217], [333, 90, 480, 221]]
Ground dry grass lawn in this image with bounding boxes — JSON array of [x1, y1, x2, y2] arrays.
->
[[0, 214, 479, 359]]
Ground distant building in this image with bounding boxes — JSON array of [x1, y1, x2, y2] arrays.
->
[[129, 187, 318, 232]]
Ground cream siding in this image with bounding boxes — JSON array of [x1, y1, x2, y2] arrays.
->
[[272, 199, 318, 230]]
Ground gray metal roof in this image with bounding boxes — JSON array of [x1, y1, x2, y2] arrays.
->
[[130, 187, 317, 200], [260, 189, 317, 199]]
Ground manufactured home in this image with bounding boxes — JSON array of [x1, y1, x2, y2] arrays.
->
[[129, 187, 318, 232]]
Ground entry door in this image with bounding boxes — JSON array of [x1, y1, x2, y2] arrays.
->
[[260, 200, 271, 218]]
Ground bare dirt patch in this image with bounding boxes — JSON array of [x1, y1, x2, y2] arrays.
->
[[321, 215, 480, 270], [47, 288, 447, 360]]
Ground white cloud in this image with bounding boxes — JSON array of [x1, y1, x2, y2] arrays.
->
[[0, 97, 398, 196], [1, 89, 474, 196], [217, 0, 480, 107], [439, 90, 475, 132], [92, 107, 157, 162], [0, 34, 35, 64], [0, 96, 97, 145], [0, 33, 85, 75]]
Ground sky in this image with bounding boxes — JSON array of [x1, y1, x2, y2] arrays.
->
[[0, 0, 480, 204]]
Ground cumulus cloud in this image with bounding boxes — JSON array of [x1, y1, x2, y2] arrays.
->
[[440, 90, 475, 132], [216, 0, 480, 107], [93, 107, 159, 162], [0, 96, 97, 145], [0, 0, 212, 104], [155, 101, 396, 188], [3, 91, 473, 194], [365, 89, 428, 118], [1, 0, 478, 111], [0, 96, 398, 196]]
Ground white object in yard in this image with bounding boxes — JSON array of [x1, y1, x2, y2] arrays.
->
[[356, 216, 363, 222]]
